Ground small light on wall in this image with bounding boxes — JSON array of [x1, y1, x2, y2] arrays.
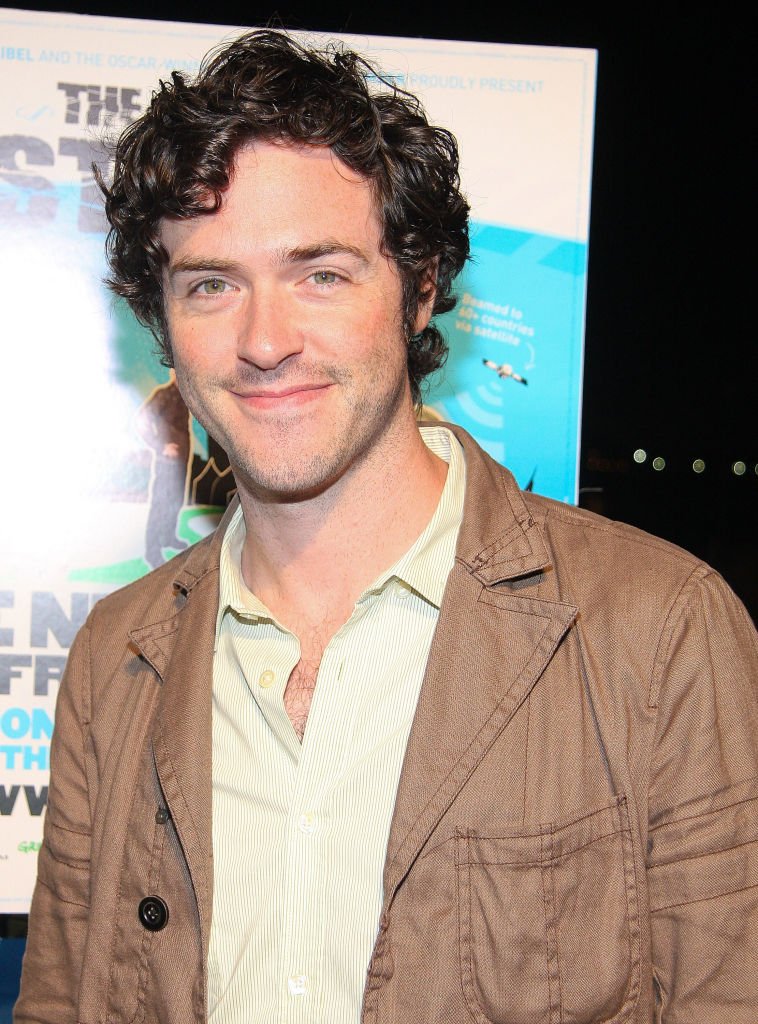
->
[[692, 459, 706, 473], [633, 449, 647, 464], [732, 461, 747, 476], [652, 456, 666, 471]]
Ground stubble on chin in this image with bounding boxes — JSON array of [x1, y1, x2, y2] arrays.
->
[[172, 326, 411, 504], [232, 372, 409, 505]]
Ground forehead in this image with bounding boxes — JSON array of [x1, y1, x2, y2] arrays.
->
[[232, 139, 371, 197], [160, 140, 382, 258]]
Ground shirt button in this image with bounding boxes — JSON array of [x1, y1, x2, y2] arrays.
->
[[288, 974, 308, 996], [396, 585, 411, 600], [298, 813, 316, 834], [259, 669, 275, 688]]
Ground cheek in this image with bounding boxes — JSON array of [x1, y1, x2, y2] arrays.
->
[[169, 337, 221, 412], [170, 349, 203, 400], [169, 319, 223, 381]]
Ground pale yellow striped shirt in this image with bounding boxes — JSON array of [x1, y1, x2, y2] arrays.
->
[[208, 426, 465, 1023]]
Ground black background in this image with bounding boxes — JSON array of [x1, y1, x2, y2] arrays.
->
[[4, 2, 755, 615]]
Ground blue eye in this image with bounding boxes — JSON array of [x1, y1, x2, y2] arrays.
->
[[311, 271, 339, 285]]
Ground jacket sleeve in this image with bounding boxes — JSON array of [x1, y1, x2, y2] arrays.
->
[[646, 568, 758, 1022], [14, 622, 94, 1024]]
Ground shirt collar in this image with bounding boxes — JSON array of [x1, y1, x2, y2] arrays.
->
[[216, 502, 266, 638], [357, 425, 464, 608], [215, 425, 465, 644]]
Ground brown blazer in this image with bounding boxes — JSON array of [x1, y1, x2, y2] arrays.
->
[[15, 426, 758, 1023]]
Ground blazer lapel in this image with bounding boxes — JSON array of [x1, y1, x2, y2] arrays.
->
[[127, 504, 235, 962], [149, 569, 218, 951], [384, 427, 577, 900]]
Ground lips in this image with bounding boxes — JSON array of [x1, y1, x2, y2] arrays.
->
[[231, 382, 332, 408]]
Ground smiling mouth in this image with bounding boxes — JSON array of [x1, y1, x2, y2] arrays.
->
[[231, 383, 332, 407]]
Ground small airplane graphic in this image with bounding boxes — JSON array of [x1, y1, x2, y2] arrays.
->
[[482, 358, 528, 385]]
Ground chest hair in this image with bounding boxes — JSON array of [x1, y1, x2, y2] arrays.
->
[[283, 619, 342, 741], [284, 657, 321, 742]]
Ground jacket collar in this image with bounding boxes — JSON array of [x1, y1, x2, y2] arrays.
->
[[172, 497, 239, 596], [447, 423, 552, 584]]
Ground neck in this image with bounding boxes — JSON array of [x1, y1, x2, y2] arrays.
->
[[235, 416, 447, 632]]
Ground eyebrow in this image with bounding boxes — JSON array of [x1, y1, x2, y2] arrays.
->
[[167, 241, 371, 278], [167, 257, 243, 278], [279, 242, 371, 267]]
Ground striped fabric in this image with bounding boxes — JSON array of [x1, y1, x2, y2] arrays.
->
[[208, 426, 465, 1023]]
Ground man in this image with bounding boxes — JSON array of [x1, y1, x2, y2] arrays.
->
[[16, 29, 757, 1024]]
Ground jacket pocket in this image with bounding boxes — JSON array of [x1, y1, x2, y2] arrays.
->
[[456, 795, 641, 1024]]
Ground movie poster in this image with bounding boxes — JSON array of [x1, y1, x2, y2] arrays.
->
[[0, 8, 596, 910]]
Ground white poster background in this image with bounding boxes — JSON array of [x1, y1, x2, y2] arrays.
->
[[0, 8, 596, 911]]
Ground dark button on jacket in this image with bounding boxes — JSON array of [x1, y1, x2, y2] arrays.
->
[[138, 896, 169, 932]]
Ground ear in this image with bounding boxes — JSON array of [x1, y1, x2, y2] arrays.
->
[[412, 261, 438, 335]]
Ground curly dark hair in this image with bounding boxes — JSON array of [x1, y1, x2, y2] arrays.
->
[[100, 29, 470, 404]]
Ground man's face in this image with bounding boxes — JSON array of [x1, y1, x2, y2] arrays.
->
[[160, 141, 431, 502]]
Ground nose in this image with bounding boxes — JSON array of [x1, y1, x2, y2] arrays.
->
[[236, 289, 304, 370]]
